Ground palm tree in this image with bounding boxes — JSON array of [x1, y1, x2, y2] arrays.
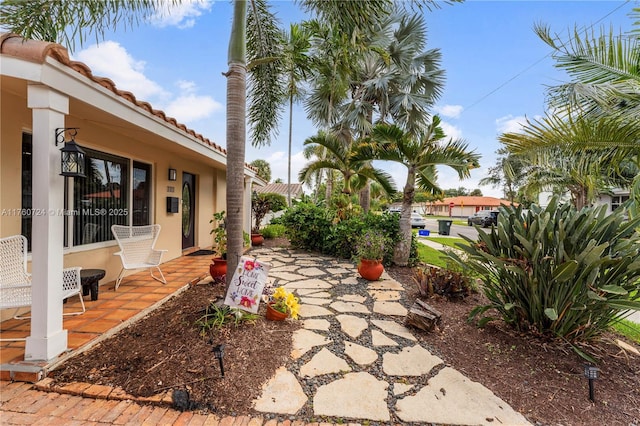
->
[[479, 147, 530, 203], [371, 117, 479, 265], [282, 23, 312, 206], [299, 130, 396, 199], [500, 114, 639, 209]]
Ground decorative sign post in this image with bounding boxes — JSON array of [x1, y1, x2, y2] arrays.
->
[[224, 256, 271, 313]]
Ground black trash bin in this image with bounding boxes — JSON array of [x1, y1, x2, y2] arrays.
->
[[437, 219, 453, 236]]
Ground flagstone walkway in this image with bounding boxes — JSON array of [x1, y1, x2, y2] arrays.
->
[[248, 246, 530, 425]]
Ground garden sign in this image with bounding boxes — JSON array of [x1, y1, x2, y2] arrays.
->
[[224, 256, 271, 313]]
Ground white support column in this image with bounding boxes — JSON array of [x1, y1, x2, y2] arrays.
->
[[24, 84, 69, 361]]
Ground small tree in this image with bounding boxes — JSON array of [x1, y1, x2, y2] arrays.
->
[[251, 192, 286, 233]]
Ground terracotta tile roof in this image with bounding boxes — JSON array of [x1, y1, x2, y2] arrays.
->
[[433, 196, 517, 207], [0, 33, 232, 160], [254, 183, 304, 198]]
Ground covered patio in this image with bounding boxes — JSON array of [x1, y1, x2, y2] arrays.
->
[[0, 253, 213, 382]]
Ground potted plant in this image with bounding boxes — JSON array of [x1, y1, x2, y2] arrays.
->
[[251, 192, 286, 245], [265, 286, 300, 320], [355, 229, 388, 281], [209, 211, 227, 280]]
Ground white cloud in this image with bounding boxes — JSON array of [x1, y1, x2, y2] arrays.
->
[[74, 41, 168, 102], [439, 121, 464, 140], [435, 104, 463, 119], [495, 115, 528, 134], [150, 0, 214, 29], [261, 151, 306, 184], [165, 94, 222, 122], [74, 42, 222, 125]]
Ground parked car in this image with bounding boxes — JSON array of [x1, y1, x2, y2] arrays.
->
[[467, 210, 499, 227], [411, 212, 427, 229]]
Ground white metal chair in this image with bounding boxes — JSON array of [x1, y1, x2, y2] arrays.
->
[[0, 235, 85, 340], [111, 224, 167, 290]]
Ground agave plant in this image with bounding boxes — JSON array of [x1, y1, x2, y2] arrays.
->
[[450, 197, 640, 348]]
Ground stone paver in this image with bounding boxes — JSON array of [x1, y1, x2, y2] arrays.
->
[[299, 297, 331, 306], [373, 301, 408, 316], [313, 372, 389, 421], [395, 367, 530, 425], [371, 319, 417, 341], [344, 341, 378, 365], [336, 314, 368, 339], [382, 344, 443, 376], [253, 367, 308, 414], [303, 319, 331, 331], [284, 279, 332, 289], [299, 348, 351, 378], [371, 329, 399, 347], [291, 329, 332, 359], [299, 304, 333, 317], [329, 301, 370, 314]]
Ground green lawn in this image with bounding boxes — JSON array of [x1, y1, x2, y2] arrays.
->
[[612, 318, 640, 344], [425, 236, 469, 249], [416, 242, 450, 268]]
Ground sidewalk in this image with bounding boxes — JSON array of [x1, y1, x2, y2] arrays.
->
[[1, 246, 531, 425]]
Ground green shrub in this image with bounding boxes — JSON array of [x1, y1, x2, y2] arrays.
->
[[277, 202, 333, 252], [451, 197, 640, 346], [261, 224, 286, 239]]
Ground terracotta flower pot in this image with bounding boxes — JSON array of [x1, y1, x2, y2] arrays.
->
[[265, 302, 288, 321], [209, 257, 227, 280], [358, 258, 384, 281], [251, 233, 264, 246]]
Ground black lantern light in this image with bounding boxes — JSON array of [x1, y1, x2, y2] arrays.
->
[[584, 365, 599, 402], [212, 343, 225, 377], [55, 128, 85, 178], [168, 168, 177, 181]]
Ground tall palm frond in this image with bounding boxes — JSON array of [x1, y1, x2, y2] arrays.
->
[[0, 0, 164, 52]]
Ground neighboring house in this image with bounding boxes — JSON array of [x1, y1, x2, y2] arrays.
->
[[539, 188, 630, 214], [427, 196, 517, 218], [254, 183, 304, 225], [0, 34, 260, 360]]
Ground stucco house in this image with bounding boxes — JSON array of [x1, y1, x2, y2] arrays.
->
[[390, 196, 516, 218], [0, 34, 260, 360]]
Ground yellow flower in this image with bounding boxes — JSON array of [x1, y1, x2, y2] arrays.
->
[[269, 286, 300, 320], [273, 286, 287, 300]]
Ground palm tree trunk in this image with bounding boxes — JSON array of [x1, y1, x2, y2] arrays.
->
[[225, 0, 247, 288], [287, 94, 293, 207], [393, 170, 416, 266]]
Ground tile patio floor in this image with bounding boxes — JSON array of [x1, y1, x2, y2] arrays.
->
[[0, 253, 213, 382]]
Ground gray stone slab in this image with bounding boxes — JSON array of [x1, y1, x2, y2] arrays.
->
[[313, 372, 390, 421], [382, 344, 443, 376], [373, 301, 408, 316], [253, 367, 308, 414], [300, 348, 352, 377], [336, 314, 369, 339], [371, 329, 398, 347], [395, 367, 531, 425], [371, 319, 417, 341], [344, 341, 378, 365], [291, 329, 332, 359], [330, 301, 370, 314]]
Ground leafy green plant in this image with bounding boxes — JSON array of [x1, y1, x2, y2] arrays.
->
[[354, 229, 389, 260], [251, 192, 286, 233], [413, 266, 471, 300], [209, 211, 227, 258], [261, 224, 286, 239], [195, 302, 259, 335], [450, 197, 640, 347]]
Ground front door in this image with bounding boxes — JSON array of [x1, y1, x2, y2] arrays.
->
[[182, 172, 196, 249]]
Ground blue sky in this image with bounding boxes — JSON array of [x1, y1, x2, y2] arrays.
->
[[69, 0, 637, 198]]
